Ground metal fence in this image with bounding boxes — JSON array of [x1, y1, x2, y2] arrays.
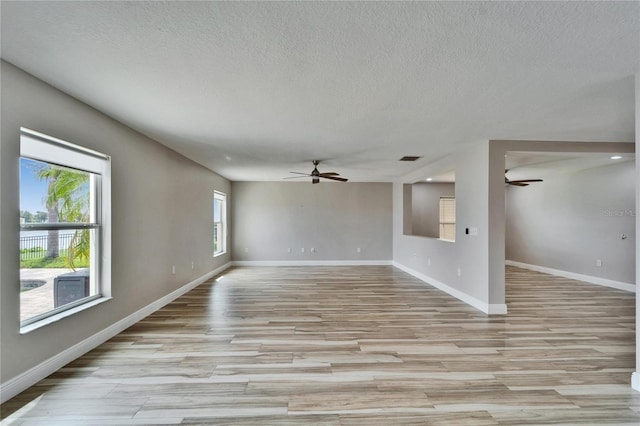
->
[[20, 232, 74, 260]]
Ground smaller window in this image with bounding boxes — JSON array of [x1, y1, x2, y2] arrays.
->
[[213, 191, 227, 256], [439, 197, 456, 242]]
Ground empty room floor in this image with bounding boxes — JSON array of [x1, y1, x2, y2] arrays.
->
[[1, 265, 639, 425]]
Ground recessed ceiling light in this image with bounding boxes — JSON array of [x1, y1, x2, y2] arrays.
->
[[426, 178, 433, 182], [610, 155, 623, 160]]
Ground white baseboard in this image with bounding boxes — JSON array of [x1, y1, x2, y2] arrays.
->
[[633, 372, 640, 392], [505, 260, 636, 293], [232, 260, 392, 267], [392, 261, 507, 315], [0, 262, 232, 404]]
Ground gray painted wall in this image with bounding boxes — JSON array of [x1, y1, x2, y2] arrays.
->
[[634, 72, 639, 388], [394, 140, 635, 312], [410, 183, 455, 238], [506, 161, 635, 284], [231, 182, 392, 261], [0, 61, 231, 383], [393, 141, 493, 306], [487, 140, 635, 311]]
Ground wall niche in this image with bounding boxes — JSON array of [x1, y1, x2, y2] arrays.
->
[[403, 171, 455, 242]]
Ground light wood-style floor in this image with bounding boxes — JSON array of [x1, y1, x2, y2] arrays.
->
[[2, 265, 639, 425]]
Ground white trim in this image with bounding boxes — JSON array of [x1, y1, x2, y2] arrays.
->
[[0, 262, 232, 404], [632, 372, 640, 392], [20, 296, 111, 334], [506, 260, 636, 293], [232, 260, 392, 267], [21, 127, 109, 160], [392, 261, 507, 315], [21, 129, 109, 174]]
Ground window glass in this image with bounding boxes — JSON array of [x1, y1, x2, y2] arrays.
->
[[439, 197, 456, 242], [20, 129, 109, 328], [21, 159, 91, 224], [214, 191, 227, 256]]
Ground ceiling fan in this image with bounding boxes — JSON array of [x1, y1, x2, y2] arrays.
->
[[284, 160, 348, 184], [505, 170, 543, 187]]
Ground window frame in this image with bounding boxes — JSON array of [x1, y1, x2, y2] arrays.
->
[[213, 190, 227, 257], [19, 128, 111, 333]]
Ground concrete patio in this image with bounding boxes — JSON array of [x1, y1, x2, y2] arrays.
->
[[20, 268, 74, 321]]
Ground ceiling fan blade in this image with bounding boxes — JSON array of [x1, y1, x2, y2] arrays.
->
[[290, 171, 311, 176], [283, 175, 310, 180], [509, 179, 543, 183], [508, 181, 529, 186], [320, 175, 348, 182], [318, 172, 339, 176]]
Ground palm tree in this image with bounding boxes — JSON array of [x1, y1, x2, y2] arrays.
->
[[37, 165, 89, 268], [41, 172, 59, 258]]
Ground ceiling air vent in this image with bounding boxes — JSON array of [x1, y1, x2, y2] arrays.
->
[[399, 156, 422, 162]]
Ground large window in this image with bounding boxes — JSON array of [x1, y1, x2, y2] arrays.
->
[[213, 191, 227, 256], [19, 128, 110, 331], [439, 197, 456, 242]]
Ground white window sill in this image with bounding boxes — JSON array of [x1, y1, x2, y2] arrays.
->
[[213, 251, 227, 258], [439, 238, 456, 243], [20, 296, 112, 334]]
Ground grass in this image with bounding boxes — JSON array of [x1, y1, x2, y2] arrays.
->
[[20, 255, 89, 269]]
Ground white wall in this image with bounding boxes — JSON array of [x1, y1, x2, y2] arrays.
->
[[506, 161, 635, 285], [0, 61, 231, 392], [231, 182, 392, 262]]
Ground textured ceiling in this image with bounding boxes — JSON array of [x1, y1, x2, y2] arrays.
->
[[1, 1, 638, 182]]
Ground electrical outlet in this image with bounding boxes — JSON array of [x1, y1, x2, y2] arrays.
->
[[171, 265, 176, 275], [287, 247, 292, 253], [356, 247, 361, 253], [301, 248, 305, 253], [311, 247, 316, 253], [191, 261, 194, 270], [596, 259, 602, 267], [457, 267, 462, 277], [428, 258, 431, 266]]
